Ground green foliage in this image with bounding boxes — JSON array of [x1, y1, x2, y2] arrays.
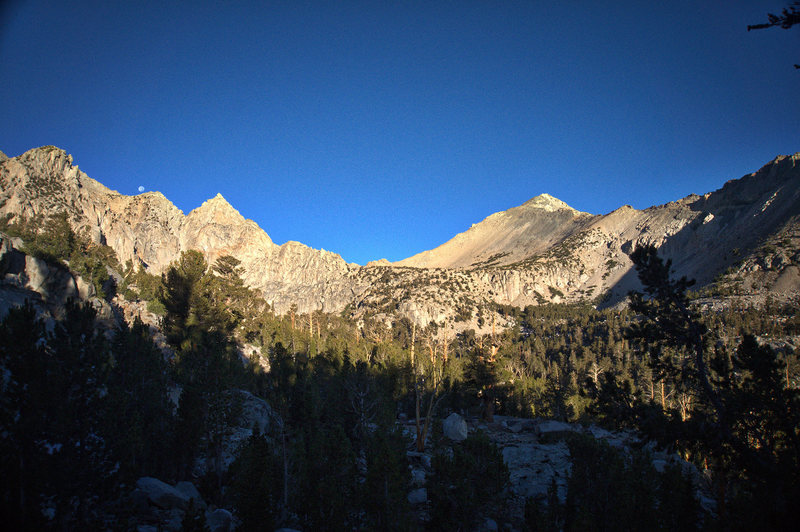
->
[[548, 285, 564, 299], [564, 434, 659, 531], [128, 265, 164, 303], [714, 335, 800, 528], [159, 250, 212, 347], [22, 211, 75, 262], [465, 350, 503, 421], [2, 230, 798, 530], [0, 302, 52, 530], [454, 304, 472, 322], [296, 422, 359, 530], [146, 298, 166, 315], [361, 424, 413, 530], [105, 317, 175, 482], [0, 212, 39, 240]]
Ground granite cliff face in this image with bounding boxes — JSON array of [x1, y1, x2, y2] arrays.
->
[[1, 146, 798, 326]]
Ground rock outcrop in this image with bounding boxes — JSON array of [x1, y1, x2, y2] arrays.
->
[[131, 477, 231, 532], [400, 413, 714, 528], [0, 231, 112, 321]]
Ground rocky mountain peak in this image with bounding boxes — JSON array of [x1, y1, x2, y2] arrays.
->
[[366, 258, 392, 267], [136, 190, 175, 205], [188, 193, 245, 225], [521, 193, 584, 214], [396, 193, 594, 268], [0, 149, 8, 162], [21, 145, 73, 168]]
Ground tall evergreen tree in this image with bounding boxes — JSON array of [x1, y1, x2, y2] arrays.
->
[[106, 317, 174, 481], [615, 245, 800, 528]]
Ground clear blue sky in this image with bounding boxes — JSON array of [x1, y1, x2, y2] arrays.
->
[[1, 1, 798, 264]]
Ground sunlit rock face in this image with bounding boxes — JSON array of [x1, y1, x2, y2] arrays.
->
[[2, 146, 798, 323], [397, 194, 594, 269], [0, 146, 357, 314], [0, 233, 117, 323]]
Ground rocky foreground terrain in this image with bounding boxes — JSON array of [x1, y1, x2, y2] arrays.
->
[[124, 398, 713, 531], [1, 146, 798, 329]]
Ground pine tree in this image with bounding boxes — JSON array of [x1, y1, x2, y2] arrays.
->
[[228, 430, 282, 531], [106, 317, 174, 481]]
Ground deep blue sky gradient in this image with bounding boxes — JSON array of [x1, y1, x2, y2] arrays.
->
[[1, 1, 798, 264]]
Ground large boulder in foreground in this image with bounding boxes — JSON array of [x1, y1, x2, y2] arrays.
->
[[135, 477, 204, 511], [206, 508, 232, 532], [443, 412, 468, 441]]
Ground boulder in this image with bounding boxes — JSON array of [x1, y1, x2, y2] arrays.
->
[[174, 481, 206, 510], [75, 272, 95, 299], [500, 441, 571, 502], [535, 420, 574, 435], [443, 413, 468, 441], [481, 518, 499, 531], [136, 477, 192, 511], [206, 508, 232, 532], [652, 459, 668, 473], [534, 419, 579, 441], [164, 508, 184, 531], [209, 389, 275, 473], [128, 488, 151, 515]]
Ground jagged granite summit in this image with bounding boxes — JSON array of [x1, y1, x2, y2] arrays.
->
[[1, 146, 798, 325]]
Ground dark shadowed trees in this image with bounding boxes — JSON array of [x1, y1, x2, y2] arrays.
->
[[596, 244, 800, 528]]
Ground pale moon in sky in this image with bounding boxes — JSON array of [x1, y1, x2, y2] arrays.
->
[[138, 185, 145, 192]]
